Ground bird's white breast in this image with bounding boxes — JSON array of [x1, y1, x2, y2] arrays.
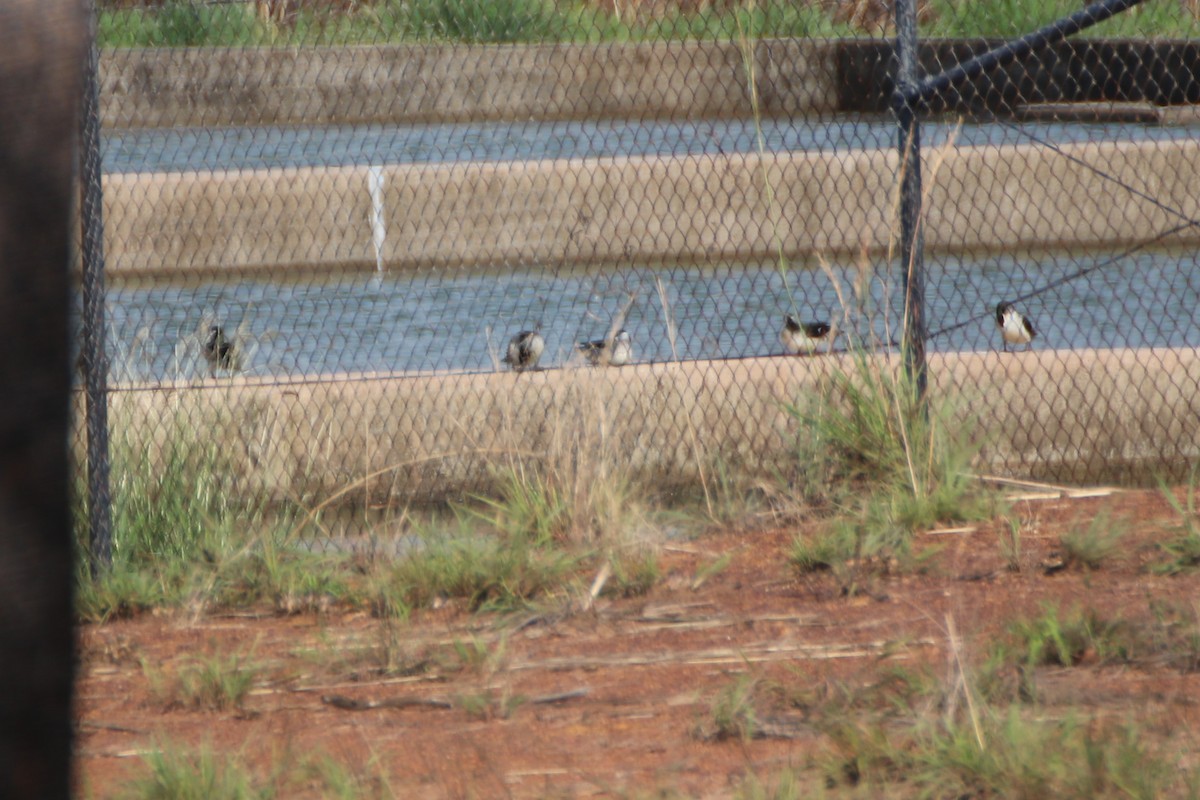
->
[[1001, 311, 1032, 345]]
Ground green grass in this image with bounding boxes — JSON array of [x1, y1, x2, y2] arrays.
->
[[383, 515, 580, 612], [607, 549, 661, 597], [999, 514, 1024, 572], [404, 0, 563, 43], [96, 0, 1197, 48], [1147, 599, 1200, 672], [97, 0, 855, 47], [1154, 468, 1200, 575], [299, 755, 394, 800], [76, 417, 663, 621], [733, 770, 806, 800], [791, 351, 990, 522], [147, 651, 260, 712], [821, 708, 1180, 799], [100, 2, 273, 48], [1000, 603, 1137, 669], [708, 675, 760, 742], [76, 532, 362, 622], [1059, 510, 1127, 571], [790, 526, 855, 573], [122, 743, 264, 800], [927, 0, 1200, 39], [104, 410, 247, 567], [786, 349, 994, 589]]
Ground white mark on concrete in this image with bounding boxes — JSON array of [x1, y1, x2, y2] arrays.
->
[[368, 165, 386, 273]]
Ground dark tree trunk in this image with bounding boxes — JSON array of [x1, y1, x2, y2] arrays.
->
[[0, 1, 86, 797]]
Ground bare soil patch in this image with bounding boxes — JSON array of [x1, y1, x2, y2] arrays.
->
[[76, 487, 1200, 798]]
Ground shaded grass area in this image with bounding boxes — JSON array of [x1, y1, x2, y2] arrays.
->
[[97, 0, 1198, 48], [74, 397, 661, 621]]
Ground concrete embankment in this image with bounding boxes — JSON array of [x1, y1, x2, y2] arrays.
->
[[98, 37, 1200, 275], [99, 39, 1200, 128], [91, 347, 1200, 510], [102, 136, 1200, 275]]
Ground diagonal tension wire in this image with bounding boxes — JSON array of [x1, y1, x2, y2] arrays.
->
[[924, 117, 1200, 343], [925, 219, 1198, 342], [997, 115, 1200, 226]]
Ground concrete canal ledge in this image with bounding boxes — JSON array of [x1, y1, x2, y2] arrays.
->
[[103, 136, 1200, 275], [100, 39, 1200, 128], [97, 347, 1200, 507], [97, 38, 1200, 275]]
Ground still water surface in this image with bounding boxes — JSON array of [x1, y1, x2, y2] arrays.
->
[[103, 116, 1200, 173], [102, 249, 1200, 382]]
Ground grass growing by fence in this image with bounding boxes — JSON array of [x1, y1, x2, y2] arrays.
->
[[787, 347, 996, 590], [96, 0, 1198, 48], [122, 742, 260, 800], [1154, 467, 1200, 575]]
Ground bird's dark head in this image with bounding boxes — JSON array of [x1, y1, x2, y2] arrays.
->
[[806, 321, 831, 338], [995, 302, 1013, 323], [783, 315, 801, 331]]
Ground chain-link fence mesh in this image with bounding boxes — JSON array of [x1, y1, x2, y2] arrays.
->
[[78, 0, 1200, 552]]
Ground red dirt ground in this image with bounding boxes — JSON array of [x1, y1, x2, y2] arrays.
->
[[76, 486, 1200, 798]]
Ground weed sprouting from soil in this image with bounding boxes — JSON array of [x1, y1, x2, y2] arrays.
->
[[820, 708, 1178, 799], [146, 650, 260, 713], [1059, 509, 1127, 570], [707, 675, 760, 742], [124, 742, 260, 800], [785, 351, 994, 590], [1154, 466, 1200, 575]]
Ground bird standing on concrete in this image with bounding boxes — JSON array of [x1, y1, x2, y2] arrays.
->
[[780, 315, 833, 355], [995, 301, 1036, 352], [576, 328, 632, 367], [202, 324, 236, 373], [502, 327, 545, 372]]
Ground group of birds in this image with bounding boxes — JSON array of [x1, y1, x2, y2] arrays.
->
[[502, 326, 633, 372], [201, 301, 1035, 377], [777, 301, 1036, 356]]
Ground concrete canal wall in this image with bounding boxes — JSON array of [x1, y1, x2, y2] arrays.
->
[[102, 136, 1200, 275]]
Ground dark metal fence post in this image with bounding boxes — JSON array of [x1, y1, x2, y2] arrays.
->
[[79, 0, 113, 573], [893, 0, 927, 400]]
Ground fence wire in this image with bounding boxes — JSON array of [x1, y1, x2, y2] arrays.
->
[[79, 0, 1200, 548]]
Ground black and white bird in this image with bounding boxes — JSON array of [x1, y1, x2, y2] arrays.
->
[[502, 327, 545, 372], [202, 324, 236, 373], [780, 315, 833, 355], [576, 329, 632, 367], [995, 301, 1036, 352]]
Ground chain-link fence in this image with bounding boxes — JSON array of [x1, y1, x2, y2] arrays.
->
[[77, 0, 1200, 556]]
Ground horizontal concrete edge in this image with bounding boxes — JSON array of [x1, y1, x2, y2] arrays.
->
[[101, 137, 1200, 276], [99, 39, 839, 128], [91, 347, 1200, 509], [100, 39, 1200, 129]]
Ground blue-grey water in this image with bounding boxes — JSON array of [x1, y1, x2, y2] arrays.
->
[[99, 249, 1200, 382], [95, 115, 1200, 381], [103, 116, 1200, 173]]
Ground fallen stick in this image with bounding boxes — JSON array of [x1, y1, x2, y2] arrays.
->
[[529, 688, 590, 705], [321, 694, 453, 711]]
